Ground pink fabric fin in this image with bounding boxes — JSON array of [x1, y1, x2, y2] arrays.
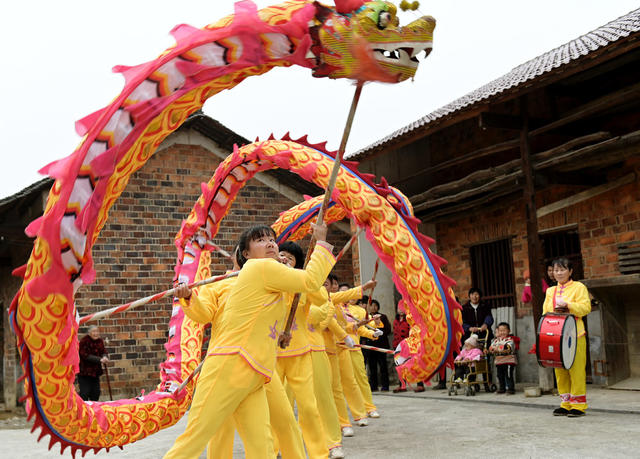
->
[[12, 264, 27, 279], [75, 108, 107, 137], [39, 156, 72, 179], [170, 23, 200, 43], [25, 216, 43, 237], [112, 62, 152, 86]]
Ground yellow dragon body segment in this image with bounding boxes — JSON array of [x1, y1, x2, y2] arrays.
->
[[10, 0, 439, 454]]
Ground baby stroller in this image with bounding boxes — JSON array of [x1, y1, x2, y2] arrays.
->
[[448, 330, 497, 396]]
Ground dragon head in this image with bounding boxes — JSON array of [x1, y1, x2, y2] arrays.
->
[[308, 0, 435, 82]]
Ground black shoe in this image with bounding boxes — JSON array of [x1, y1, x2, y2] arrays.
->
[[496, 389, 506, 394], [553, 407, 570, 416], [380, 387, 389, 392], [567, 409, 585, 417], [432, 382, 447, 390], [507, 389, 515, 395]]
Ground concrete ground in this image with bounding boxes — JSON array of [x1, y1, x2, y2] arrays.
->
[[0, 386, 638, 458]]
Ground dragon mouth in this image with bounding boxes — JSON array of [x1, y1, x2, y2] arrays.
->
[[372, 42, 433, 68]]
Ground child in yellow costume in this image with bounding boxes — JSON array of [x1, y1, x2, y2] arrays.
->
[[338, 288, 382, 418], [275, 241, 329, 459], [165, 224, 335, 459], [177, 251, 306, 459], [543, 257, 591, 418]]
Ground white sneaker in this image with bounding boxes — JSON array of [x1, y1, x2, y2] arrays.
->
[[329, 446, 345, 458], [342, 426, 354, 437], [368, 410, 380, 418], [357, 418, 369, 427]]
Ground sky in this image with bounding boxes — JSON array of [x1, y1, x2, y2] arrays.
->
[[1, 0, 638, 199]]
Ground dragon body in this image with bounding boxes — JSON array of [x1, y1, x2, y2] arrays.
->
[[10, 0, 440, 455]]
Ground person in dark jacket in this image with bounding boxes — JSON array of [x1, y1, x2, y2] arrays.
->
[[461, 287, 494, 345], [361, 298, 391, 392], [78, 325, 109, 401]]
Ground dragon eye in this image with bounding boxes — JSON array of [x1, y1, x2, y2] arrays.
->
[[378, 11, 392, 29]]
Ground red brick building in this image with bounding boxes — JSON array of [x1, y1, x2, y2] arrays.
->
[[0, 115, 354, 402]]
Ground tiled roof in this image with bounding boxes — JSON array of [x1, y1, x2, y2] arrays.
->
[[351, 7, 640, 160]]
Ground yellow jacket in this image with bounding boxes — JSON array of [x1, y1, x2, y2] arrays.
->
[[542, 280, 591, 337], [209, 243, 335, 381], [277, 288, 328, 358], [306, 287, 333, 352]]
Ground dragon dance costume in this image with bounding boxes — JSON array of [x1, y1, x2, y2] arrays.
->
[[164, 243, 335, 458]]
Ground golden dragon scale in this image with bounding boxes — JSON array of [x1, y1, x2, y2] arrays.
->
[[9, 0, 439, 455]]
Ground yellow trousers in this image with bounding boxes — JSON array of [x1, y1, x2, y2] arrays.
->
[[555, 335, 588, 412], [350, 350, 377, 414], [276, 353, 329, 459], [206, 370, 305, 459], [310, 351, 342, 449], [338, 348, 367, 421], [164, 355, 273, 459], [327, 351, 352, 428]]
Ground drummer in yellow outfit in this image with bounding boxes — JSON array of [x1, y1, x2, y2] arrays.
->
[[164, 223, 335, 459], [340, 292, 382, 418], [542, 257, 591, 418], [275, 241, 329, 459], [176, 249, 306, 459]]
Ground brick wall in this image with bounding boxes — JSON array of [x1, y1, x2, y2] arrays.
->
[[74, 139, 354, 399], [436, 160, 640, 318]]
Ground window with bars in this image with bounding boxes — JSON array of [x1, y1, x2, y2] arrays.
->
[[470, 238, 516, 309], [541, 229, 584, 280]]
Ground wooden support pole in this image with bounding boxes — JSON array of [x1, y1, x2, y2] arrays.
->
[[520, 97, 544, 327]]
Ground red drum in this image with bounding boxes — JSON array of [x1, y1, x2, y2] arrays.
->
[[536, 313, 577, 369]]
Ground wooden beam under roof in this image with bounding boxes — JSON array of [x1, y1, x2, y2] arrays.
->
[[412, 129, 640, 214], [410, 132, 611, 205]]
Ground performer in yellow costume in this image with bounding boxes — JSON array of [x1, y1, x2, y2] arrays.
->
[[177, 250, 306, 459], [542, 257, 591, 418], [275, 241, 329, 459], [320, 275, 356, 437], [338, 290, 382, 418], [307, 289, 346, 458], [165, 223, 335, 458], [330, 281, 370, 428]]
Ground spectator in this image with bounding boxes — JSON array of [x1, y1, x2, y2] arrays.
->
[[362, 298, 391, 392], [521, 269, 550, 303], [78, 325, 109, 401], [392, 308, 410, 393], [489, 322, 520, 394], [453, 334, 483, 382], [391, 303, 425, 392], [461, 287, 494, 344]]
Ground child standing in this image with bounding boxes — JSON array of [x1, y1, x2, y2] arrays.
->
[[489, 322, 520, 394]]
